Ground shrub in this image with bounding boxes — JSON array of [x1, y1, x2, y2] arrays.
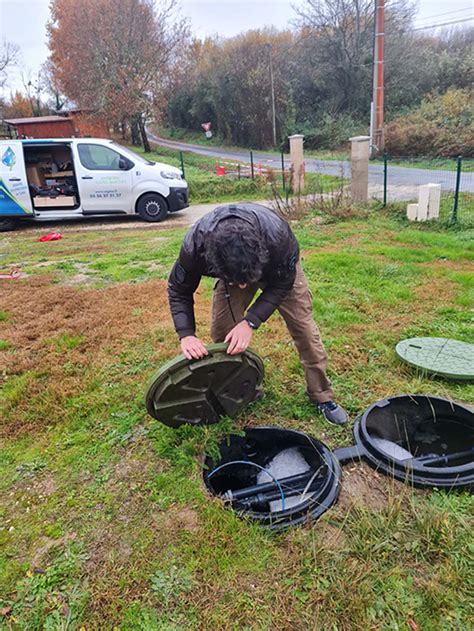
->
[[385, 89, 474, 157], [297, 113, 365, 151]]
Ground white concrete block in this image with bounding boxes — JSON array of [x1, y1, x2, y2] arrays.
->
[[417, 185, 430, 221], [407, 204, 418, 221], [418, 183, 441, 221], [427, 183, 441, 220]]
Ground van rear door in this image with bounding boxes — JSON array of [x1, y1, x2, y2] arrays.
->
[[0, 141, 34, 217]]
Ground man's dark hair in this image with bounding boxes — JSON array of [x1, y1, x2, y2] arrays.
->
[[206, 218, 269, 284]]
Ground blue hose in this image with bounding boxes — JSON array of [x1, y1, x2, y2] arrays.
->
[[208, 459, 286, 511]]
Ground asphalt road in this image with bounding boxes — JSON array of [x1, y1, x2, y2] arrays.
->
[[148, 132, 473, 195]]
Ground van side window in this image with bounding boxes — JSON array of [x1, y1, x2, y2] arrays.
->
[[78, 144, 125, 171]]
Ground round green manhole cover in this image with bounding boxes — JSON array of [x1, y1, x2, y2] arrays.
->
[[396, 337, 474, 381], [145, 343, 265, 428]]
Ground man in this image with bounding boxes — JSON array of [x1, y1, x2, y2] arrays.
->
[[168, 202, 348, 425]]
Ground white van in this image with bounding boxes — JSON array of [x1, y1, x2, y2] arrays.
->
[[0, 138, 188, 231]]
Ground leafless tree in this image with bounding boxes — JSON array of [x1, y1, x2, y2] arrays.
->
[[0, 39, 20, 89]]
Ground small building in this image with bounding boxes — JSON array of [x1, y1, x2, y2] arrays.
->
[[4, 110, 109, 139], [4, 115, 75, 139]]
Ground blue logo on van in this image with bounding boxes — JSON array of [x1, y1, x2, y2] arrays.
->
[[1, 146, 16, 170]]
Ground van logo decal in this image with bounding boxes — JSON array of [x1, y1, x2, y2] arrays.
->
[[1, 146, 16, 171]]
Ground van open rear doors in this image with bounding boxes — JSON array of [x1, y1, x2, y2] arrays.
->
[[0, 141, 34, 217]]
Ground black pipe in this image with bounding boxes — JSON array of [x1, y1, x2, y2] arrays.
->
[[235, 478, 325, 510], [222, 470, 314, 501], [417, 448, 473, 467]]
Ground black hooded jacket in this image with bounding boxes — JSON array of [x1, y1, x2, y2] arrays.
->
[[168, 203, 300, 339]]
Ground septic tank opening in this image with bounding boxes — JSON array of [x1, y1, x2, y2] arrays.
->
[[203, 427, 341, 530], [338, 395, 474, 489]]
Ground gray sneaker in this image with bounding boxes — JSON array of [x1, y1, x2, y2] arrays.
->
[[316, 401, 349, 425]]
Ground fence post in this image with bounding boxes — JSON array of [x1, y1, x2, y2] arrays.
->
[[383, 151, 388, 207], [250, 151, 254, 180], [237, 164, 241, 180], [179, 151, 185, 179], [449, 156, 462, 226], [281, 151, 286, 190], [288, 134, 305, 193], [349, 135, 370, 202]]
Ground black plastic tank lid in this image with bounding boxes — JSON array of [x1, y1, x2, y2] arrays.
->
[[334, 395, 473, 489], [145, 343, 264, 428], [203, 426, 341, 530]]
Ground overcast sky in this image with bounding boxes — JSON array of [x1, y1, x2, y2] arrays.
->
[[1, 0, 473, 96]]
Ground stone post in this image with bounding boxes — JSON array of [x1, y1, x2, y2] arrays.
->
[[288, 134, 305, 193], [406, 204, 418, 221], [349, 135, 370, 202]]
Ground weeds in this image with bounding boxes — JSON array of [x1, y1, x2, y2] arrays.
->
[[150, 565, 194, 607]]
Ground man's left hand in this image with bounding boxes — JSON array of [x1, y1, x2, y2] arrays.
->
[[225, 320, 253, 355]]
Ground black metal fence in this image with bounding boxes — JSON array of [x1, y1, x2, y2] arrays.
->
[[374, 155, 473, 228]]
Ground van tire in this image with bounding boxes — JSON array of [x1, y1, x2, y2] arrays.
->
[[136, 193, 168, 222], [0, 218, 17, 232]]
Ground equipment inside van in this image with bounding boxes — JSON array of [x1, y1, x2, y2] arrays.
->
[[25, 143, 79, 209]]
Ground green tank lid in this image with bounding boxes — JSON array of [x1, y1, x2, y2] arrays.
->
[[396, 337, 474, 381], [145, 343, 265, 428]]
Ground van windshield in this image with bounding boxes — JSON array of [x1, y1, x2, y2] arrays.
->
[[110, 142, 155, 166]]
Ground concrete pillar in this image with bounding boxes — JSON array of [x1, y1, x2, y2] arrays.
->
[[418, 184, 441, 221], [288, 134, 305, 193], [406, 204, 418, 221], [417, 185, 429, 221], [427, 184, 441, 220], [349, 135, 370, 202]]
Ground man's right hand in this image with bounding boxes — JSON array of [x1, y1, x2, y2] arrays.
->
[[180, 336, 209, 360]]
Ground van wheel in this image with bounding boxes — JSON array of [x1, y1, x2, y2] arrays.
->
[[137, 193, 168, 222], [0, 218, 17, 232]]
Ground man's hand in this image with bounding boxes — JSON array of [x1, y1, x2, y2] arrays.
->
[[181, 336, 209, 360], [225, 320, 253, 355]]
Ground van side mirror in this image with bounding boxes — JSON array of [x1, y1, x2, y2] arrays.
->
[[119, 157, 131, 170]]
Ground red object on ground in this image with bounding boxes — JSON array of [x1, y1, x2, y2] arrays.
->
[[216, 165, 225, 176], [38, 232, 62, 242]]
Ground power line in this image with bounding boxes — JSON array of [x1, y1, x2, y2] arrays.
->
[[412, 17, 474, 31], [414, 8, 473, 24]]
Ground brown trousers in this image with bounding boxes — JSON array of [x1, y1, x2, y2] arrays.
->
[[211, 263, 334, 403]]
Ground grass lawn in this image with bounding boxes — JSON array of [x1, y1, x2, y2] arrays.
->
[[1, 210, 473, 629]]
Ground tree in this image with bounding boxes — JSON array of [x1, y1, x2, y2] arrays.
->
[[293, 0, 415, 117], [47, 0, 190, 150], [168, 29, 295, 148], [41, 60, 69, 112], [165, 2, 472, 153], [21, 69, 48, 117], [0, 39, 20, 89], [3, 91, 34, 118]]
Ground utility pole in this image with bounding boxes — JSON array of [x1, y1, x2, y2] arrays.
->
[[370, 0, 385, 156], [268, 43, 277, 147]]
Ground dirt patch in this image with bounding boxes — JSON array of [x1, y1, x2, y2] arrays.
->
[[61, 273, 94, 286], [336, 462, 391, 512], [31, 532, 77, 568], [313, 521, 348, 551], [420, 258, 474, 272], [0, 275, 191, 363], [35, 473, 57, 497], [0, 275, 197, 437], [159, 506, 200, 534]]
